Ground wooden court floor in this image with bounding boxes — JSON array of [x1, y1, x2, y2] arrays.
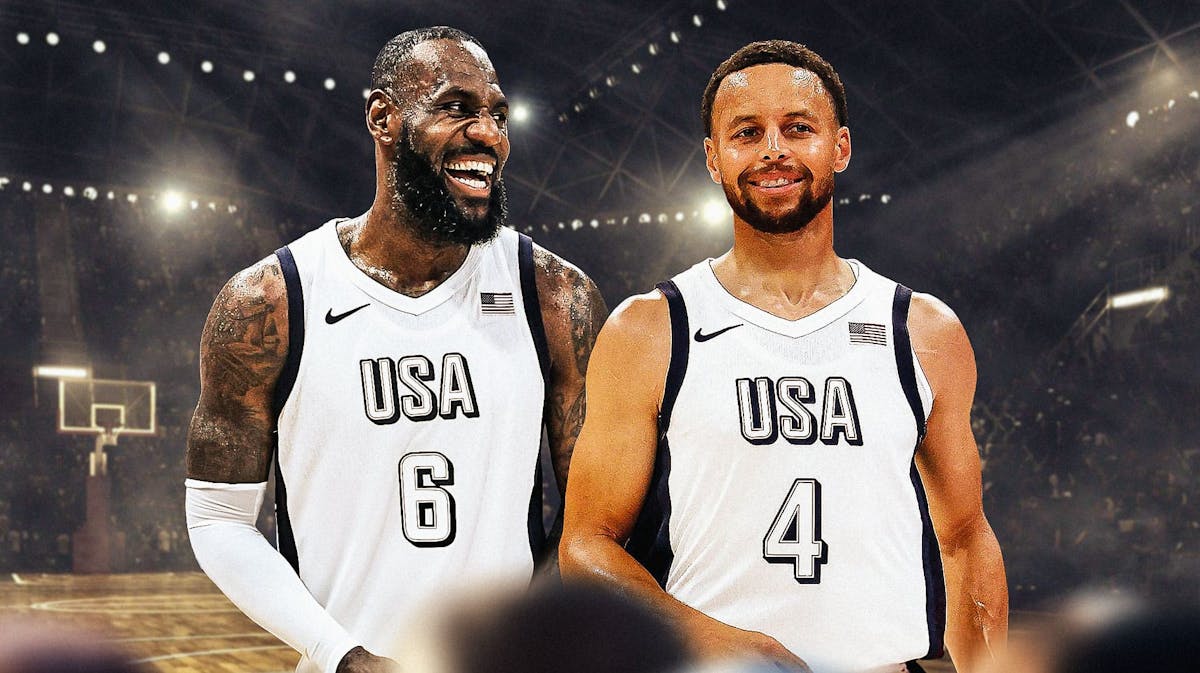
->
[[0, 572, 963, 672], [0, 572, 298, 672]]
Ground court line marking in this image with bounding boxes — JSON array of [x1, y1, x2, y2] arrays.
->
[[32, 593, 238, 614], [132, 644, 291, 663], [112, 632, 275, 643], [11, 573, 26, 585]]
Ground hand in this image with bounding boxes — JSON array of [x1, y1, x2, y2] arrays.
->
[[688, 619, 812, 672], [335, 646, 401, 673]]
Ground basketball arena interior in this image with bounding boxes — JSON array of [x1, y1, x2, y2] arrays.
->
[[1, 1, 1199, 671]]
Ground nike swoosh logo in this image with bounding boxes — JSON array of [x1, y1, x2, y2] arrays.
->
[[694, 324, 744, 342], [325, 304, 370, 324]]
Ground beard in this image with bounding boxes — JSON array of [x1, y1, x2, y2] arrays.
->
[[723, 165, 834, 235], [387, 132, 507, 247]]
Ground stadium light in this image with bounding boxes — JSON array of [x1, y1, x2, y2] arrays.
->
[[22, 181, 31, 191], [648, 43, 659, 56], [1108, 286, 1168, 310], [157, 51, 170, 65], [42, 183, 52, 194], [670, 31, 681, 44], [701, 198, 727, 225], [201, 60, 213, 73], [1126, 111, 1139, 128], [324, 77, 336, 90], [93, 40, 106, 53], [631, 63, 642, 74], [716, 0, 728, 9], [284, 70, 296, 83], [362, 88, 371, 99], [692, 14, 704, 27], [243, 69, 255, 82], [63, 186, 75, 197], [83, 186, 98, 200], [511, 103, 530, 124], [46, 32, 59, 46], [33, 365, 89, 379], [161, 190, 184, 214], [16, 32, 30, 45]]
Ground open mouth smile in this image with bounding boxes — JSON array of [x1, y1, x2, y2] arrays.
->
[[443, 157, 495, 197]]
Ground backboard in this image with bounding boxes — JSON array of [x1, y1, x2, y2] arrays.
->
[[58, 378, 157, 438]]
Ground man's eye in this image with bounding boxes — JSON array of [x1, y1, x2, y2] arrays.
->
[[492, 112, 507, 124], [443, 102, 468, 114], [734, 128, 758, 138], [791, 124, 812, 133]]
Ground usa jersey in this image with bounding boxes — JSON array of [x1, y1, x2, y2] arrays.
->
[[271, 218, 548, 672], [628, 259, 945, 673]]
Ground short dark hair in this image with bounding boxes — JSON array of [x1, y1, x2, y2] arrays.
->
[[701, 40, 848, 137], [370, 26, 484, 96]]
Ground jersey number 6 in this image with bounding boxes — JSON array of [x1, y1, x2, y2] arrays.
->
[[398, 452, 457, 547], [763, 478, 828, 583]]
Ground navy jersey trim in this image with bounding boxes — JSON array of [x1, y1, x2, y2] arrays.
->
[[517, 233, 550, 562], [626, 281, 689, 586], [892, 283, 946, 659], [271, 245, 304, 573]]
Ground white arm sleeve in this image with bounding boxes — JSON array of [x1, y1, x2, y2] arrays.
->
[[185, 478, 359, 673]]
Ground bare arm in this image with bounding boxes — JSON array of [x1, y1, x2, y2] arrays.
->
[[910, 293, 1008, 673], [187, 257, 286, 482], [560, 293, 805, 667], [532, 246, 608, 496], [186, 257, 392, 673]]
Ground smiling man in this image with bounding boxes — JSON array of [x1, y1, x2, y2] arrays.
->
[[562, 41, 1007, 673], [185, 27, 606, 673]]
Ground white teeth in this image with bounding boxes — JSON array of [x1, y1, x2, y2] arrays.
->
[[758, 178, 791, 188], [446, 160, 494, 175], [450, 174, 487, 190]]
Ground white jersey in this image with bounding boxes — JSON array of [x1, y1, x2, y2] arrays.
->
[[628, 259, 945, 673], [272, 219, 548, 671]]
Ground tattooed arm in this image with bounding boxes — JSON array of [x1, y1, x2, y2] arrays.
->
[[186, 257, 393, 673], [533, 246, 608, 500]]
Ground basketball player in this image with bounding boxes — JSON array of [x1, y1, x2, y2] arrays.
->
[[561, 41, 1007, 673], [185, 27, 606, 673]]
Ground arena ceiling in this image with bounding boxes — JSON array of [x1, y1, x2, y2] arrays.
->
[[1, 0, 1197, 224]]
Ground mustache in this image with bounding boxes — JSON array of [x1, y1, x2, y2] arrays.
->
[[738, 163, 813, 184], [443, 145, 500, 163]]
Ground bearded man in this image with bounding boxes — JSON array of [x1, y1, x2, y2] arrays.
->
[[185, 27, 606, 673], [562, 40, 1007, 673]]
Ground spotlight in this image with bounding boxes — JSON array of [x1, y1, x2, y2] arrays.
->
[[1167, 99, 1176, 109], [716, 0, 728, 9], [1108, 286, 1168, 309], [63, 186, 75, 197], [160, 190, 184, 214], [631, 63, 642, 74], [880, 194, 892, 204], [106, 191, 115, 200], [692, 14, 703, 27], [511, 103, 530, 123], [670, 31, 681, 44], [590, 219, 599, 229], [228, 204, 238, 214], [638, 213, 651, 223], [83, 187, 98, 200], [1190, 91, 1199, 100], [1125, 111, 1139, 128], [42, 184, 52, 194], [46, 32, 59, 46], [701, 198, 727, 225], [571, 219, 583, 230], [201, 60, 213, 73], [675, 212, 684, 221], [22, 181, 32, 192], [323, 77, 336, 90], [243, 69, 255, 82], [16, 32, 30, 45], [657, 213, 668, 223], [557, 222, 564, 229], [157, 51, 171, 65], [573, 102, 584, 113], [190, 200, 199, 210], [648, 43, 659, 56], [0, 177, 7, 189], [588, 87, 599, 99], [93, 40, 106, 53], [558, 113, 569, 123], [33, 365, 89, 379], [127, 193, 138, 204], [362, 88, 371, 99], [207, 202, 216, 210], [284, 70, 296, 83], [605, 75, 616, 87]]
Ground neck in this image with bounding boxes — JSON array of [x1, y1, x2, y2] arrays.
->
[[711, 201, 853, 319], [340, 189, 471, 298]]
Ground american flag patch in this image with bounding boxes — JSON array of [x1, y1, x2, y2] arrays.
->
[[480, 292, 515, 315], [848, 321, 887, 346]]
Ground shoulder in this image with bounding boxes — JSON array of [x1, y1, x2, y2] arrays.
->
[[202, 254, 289, 343], [906, 291, 976, 398], [604, 289, 671, 340], [530, 243, 600, 309]]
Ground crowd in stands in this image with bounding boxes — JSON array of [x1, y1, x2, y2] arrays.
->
[[0, 100, 1196, 607]]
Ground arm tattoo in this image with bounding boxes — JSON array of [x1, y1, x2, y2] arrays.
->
[[535, 248, 609, 495], [186, 261, 287, 482]]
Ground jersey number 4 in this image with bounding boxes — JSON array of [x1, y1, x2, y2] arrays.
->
[[398, 452, 456, 547], [763, 478, 828, 583]]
